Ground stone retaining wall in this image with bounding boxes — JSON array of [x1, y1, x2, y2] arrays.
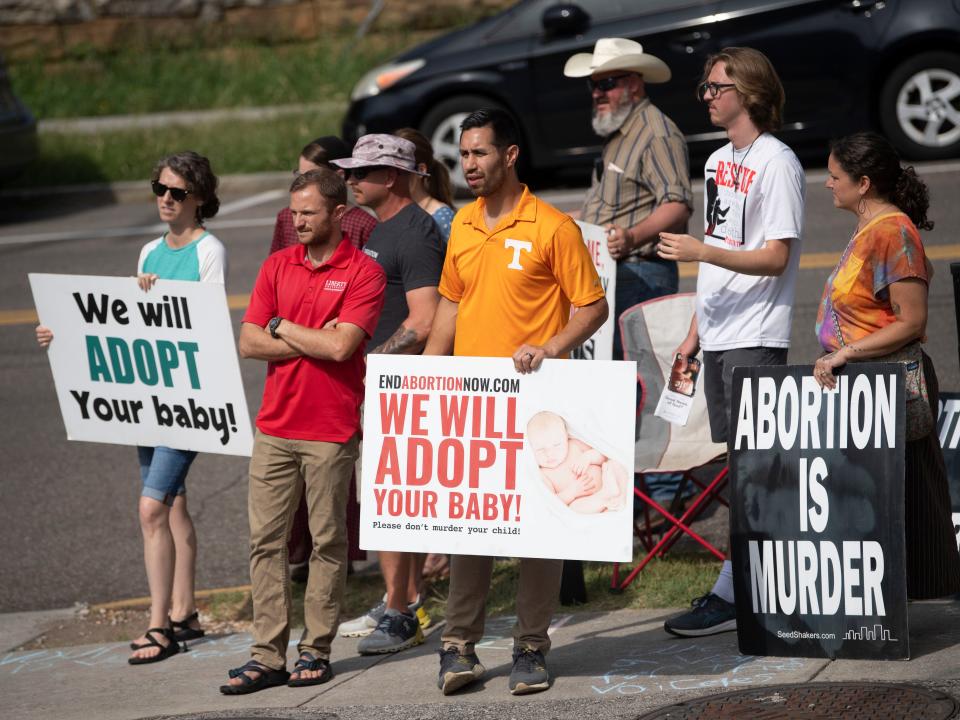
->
[[0, 0, 513, 59]]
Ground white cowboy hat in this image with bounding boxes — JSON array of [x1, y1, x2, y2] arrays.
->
[[563, 38, 671, 84]]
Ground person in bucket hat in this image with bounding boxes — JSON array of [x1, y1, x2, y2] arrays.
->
[[333, 133, 444, 656], [565, 38, 693, 360], [331, 133, 430, 176]]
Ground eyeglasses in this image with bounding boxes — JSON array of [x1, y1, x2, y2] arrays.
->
[[587, 74, 632, 93], [349, 166, 386, 181], [697, 81, 737, 101], [151, 180, 191, 203]]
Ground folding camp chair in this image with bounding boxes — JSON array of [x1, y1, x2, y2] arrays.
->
[[611, 293, 728, 592]]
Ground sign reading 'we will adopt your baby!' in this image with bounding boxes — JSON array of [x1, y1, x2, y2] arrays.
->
[[30, 273, 253, 456], [361, 355, 636, 561]]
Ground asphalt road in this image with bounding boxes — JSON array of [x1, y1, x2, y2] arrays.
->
[[2, 162, 959, 612]]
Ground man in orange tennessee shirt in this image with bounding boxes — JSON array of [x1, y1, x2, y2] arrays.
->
[[424, 108, 608, 697]]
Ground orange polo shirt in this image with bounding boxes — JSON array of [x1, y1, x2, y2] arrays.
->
[[439, 185, 605, 358]]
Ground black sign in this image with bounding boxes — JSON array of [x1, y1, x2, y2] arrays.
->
[[937, 391, 960, 548], [730, 363, 908, 660]]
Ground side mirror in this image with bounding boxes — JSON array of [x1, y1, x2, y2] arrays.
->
[[542, 4, 590, 37]]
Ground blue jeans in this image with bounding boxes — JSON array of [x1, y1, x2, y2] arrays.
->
[[614, 259, 678, 360], [137, 446, 197, 506]]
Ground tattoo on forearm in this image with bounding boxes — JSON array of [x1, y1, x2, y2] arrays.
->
[[891, 301, 901, 316], [373, 326, 421, 355]]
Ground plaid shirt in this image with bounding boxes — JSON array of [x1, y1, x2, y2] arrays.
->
[[269, 205, 377, 255], [580, 98, 693, 261]]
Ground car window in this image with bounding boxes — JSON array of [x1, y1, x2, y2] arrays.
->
[[493, 0, 720, 41], [491, 0, 554, 40]]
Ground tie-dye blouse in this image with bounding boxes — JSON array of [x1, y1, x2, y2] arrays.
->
[[815, 212, 928, 353]]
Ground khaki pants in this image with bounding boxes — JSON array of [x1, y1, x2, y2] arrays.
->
[[440, 555, 563, 654], [247, 429, 358, 669]]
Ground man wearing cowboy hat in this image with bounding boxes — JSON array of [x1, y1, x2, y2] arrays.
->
[[565, 37, 693, 360], [331, 134, 443, 655]]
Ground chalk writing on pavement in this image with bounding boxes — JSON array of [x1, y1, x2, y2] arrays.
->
[[591, 642, 808, 696], [1, 634, 253, 675]]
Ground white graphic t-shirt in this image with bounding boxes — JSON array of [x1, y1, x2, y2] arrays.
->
[[696, 133, 804, 350]]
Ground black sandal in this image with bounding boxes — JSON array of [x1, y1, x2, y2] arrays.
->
[[288, 652, 333, 687], [127, 627, 181, 665], [170, 610, 205, 642], [219, 660, 290, 695]]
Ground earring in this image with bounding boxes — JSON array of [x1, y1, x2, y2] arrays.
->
[[857, 196, 866, 216]]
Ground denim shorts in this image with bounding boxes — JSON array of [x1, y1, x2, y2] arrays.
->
[[137, 446, 198, 506]]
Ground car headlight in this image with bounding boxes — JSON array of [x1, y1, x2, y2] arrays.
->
[[350, 58, 426, 101]]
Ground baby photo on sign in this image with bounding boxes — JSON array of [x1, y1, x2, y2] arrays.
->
[[526, 410, 628, 514]]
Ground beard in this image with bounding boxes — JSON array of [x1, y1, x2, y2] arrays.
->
[[591, 100, 636, 137]]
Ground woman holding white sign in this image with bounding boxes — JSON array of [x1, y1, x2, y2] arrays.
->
[[37, 151, 225, 663], [813, 132, 960, 599]]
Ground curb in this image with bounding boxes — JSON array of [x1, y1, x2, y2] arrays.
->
[[90, 585, 253, 611], [37, 101, 346, 135]]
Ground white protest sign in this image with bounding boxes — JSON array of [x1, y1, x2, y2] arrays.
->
[[29, 273, 253, 456], [360, 355, 636, 562], [573, 221, 616, 361]]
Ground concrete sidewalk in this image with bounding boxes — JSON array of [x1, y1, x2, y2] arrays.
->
[[2, 602, 960, 720]]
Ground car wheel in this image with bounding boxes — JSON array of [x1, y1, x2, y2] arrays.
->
[[420, 95, 508, 194], [880, 52, 960, 160]]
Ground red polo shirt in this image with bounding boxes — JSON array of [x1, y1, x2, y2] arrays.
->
[[243, 238, 386, 441]]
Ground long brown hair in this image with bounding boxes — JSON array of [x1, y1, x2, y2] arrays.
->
[[701, 47, 784, 134], [393, 127, 453, 207]]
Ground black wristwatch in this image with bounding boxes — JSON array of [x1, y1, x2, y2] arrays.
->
[[268, 316, 283, 339]]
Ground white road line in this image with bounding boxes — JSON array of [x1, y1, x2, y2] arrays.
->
[[217, 189, 287, 216]]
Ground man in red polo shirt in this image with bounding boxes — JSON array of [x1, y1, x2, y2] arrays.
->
[[220, 167, 385, 695]]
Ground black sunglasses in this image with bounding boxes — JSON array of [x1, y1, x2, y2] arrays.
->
[[587, 73, 633, 93], [151, 180, 191, 203], [697, 81, 737, 101], [349, 166, 386, 181]]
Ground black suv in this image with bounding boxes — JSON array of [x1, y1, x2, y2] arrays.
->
[[344, 0, 960, 189]]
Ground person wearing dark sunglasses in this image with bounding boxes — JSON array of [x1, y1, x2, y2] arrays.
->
[[331, 134, 443, 657], [36, 151, 224, 665], [564, 38, 693, 361]]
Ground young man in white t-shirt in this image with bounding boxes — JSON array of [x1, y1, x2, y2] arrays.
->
[[656, 46, 805, 637]]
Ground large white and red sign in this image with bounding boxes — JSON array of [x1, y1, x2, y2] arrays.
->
[[360, 355, 636, 561]]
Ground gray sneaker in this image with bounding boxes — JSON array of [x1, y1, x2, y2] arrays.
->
[[437, 647, 485, 695], [356, 610, 424, 655], [663, 592, 737, 637], [339, 594, 427, 638], [509, 647, 550, 695], [339, 598, 386, 638]]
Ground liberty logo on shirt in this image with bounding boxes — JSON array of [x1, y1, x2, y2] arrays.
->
[[504, 238, 532, 271], [324, 279, 347, 292]]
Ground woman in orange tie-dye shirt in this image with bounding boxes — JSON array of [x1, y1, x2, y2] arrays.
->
[[813, 132, 959, 600]]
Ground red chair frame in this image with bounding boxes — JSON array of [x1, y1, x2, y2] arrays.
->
[[611, 461, 728, 592]]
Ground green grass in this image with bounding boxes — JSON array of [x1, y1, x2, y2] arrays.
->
[[205, 554, 723, 630], [10, 34, 431, 120], [10, 109, 342, 188]]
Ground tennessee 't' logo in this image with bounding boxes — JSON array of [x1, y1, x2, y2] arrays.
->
[[504, 238, 532, 270]]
